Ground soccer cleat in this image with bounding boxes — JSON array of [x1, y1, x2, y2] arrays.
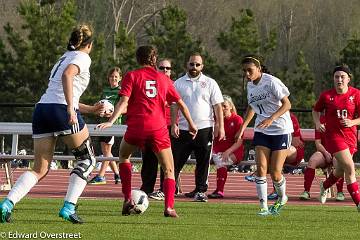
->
[[0, 198, 13, 223], [59, 201, 83, 224], [193, 192, 208, 202], [122, 200, 135, 216], [184, 190, 197, 198], [244, 174, 255, 182], [88, 175, 106, 185], [319, 181, 329, 204], [335, 192, 345, 201], [114, 174, 120, 184], [267, 192, 278, 200], [164, 208, 179, 218], [299, 191, 311, 200], [269, 195, 288, 215], [257, 208, 270, 216], [208, 191, 224, 199], [148, 190, 165, 201]]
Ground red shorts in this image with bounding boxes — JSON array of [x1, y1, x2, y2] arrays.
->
[[124, 126, 170, 153], [326, 138, 357, 155], [287, 146, 305, 167]]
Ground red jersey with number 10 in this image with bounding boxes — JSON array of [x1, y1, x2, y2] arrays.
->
[[119, 66, 180, 132], [313, 86, 360, 144]]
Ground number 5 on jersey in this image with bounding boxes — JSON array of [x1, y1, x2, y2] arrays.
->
[[146, 80, 157, 98]]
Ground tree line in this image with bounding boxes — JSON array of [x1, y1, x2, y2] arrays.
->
[[1, 0, 360, 128]]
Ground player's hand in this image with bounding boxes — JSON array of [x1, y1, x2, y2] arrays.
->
[[324, 151, 333, 163], [214, 125, 225, 141], [316, 123, 326, 133], [189, 125, 198, 140], [256, 117, 273, 129], [96, 121, 113, 130], [67, 107, 78, 125], [171, 124, 180, 138], [340, 118, 353, 128], [93, 102, 106, 116], [221, 150, 231, 161], [292, 137, 304, 148]]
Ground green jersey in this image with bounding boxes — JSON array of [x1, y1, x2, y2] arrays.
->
[[100, 85, 122, 124]]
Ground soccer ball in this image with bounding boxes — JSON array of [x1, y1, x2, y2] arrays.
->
[[99, 99, 114, 117], [131, 189, 149, 214]]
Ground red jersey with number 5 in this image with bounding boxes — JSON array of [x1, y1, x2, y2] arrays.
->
[[119, 66, 180, 132], [313, 86, 360, 145]]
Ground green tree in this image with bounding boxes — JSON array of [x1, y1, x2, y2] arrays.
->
[[0, 0, 77, 121], [339, 36, 360, 89], [145, 6, 222, 80], [286, 51, 315, 128], [217, 9, 277, 108]]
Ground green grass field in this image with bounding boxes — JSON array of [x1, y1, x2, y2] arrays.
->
[[1, 198, 359, 240]]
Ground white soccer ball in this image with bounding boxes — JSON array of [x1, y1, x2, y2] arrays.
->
[[99, 99, 114, 117], [131, 189, 149, 214]]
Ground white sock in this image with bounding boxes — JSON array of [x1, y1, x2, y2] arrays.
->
[[255, 176, 268, 210], [7, 171, 38, 205], [64, 174, 87, 204], [274, 175, 287, 203]]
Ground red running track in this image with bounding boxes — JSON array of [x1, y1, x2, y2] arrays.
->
[[0, 169, 357, 206]]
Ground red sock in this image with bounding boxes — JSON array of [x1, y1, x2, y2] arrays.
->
[[119, 162, 132, 201], [323, 172, 340, 189], [347, 182, 360, 206], [336, 178, 344, 193], [303, 168, 315, 192], [163, 178, 175, 209], [216, 167, 227, 193]]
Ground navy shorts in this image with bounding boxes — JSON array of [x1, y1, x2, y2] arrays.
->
[[253, 132, 291, 151], [32, 103, 85, 138]]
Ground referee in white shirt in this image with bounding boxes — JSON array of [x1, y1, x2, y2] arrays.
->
[[171, 53, 225, 202]]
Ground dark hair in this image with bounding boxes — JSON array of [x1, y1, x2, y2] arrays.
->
[[333, 64, 352, 78], [261, 65, 270, 74], [107, 67, 122, 79], [136, 45, 157, 66], [158, 58, 172, 66], [67, 24, 93, 51], [241, 55, 262, 68]]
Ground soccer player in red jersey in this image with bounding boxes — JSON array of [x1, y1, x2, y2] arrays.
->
[[96, 46, 197, 217], [299, 115, 344, 201], [313, 64, 360, 210], [208, 95, 244, 199]]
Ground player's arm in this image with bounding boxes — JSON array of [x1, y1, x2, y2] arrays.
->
[[78, 102, 104, 115], [62, 64, 79, 125], [175, 99, 197, 139], [312, 110, 325, 132], [96, 96, 128, 130], [235, 105, 255, 142], [170, 103, 180, 138], [257, 96, 291, 129], [213, 103, 225, 140]]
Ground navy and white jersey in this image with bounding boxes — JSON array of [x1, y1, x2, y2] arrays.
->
[[39, 51, 91, 109], [247, 73, 293, 135]]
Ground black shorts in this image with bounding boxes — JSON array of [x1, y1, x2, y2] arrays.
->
[[32, 103, 85, 138], [253, 132, 291, 151]]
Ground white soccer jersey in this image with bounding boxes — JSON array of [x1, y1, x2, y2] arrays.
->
[[174, 72, 224, 130], [39, 51, 91, 109], [247, 73, 293, 135]]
